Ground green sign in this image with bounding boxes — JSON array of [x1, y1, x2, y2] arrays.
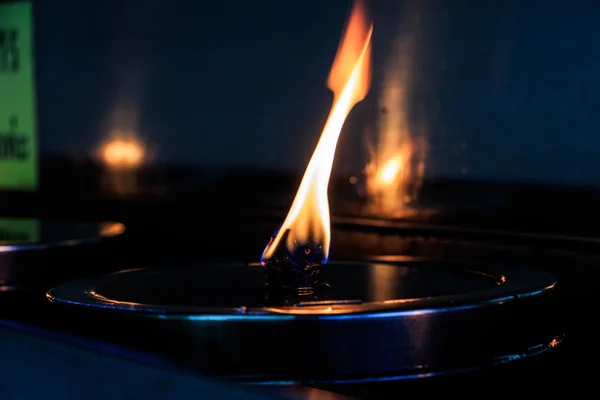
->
[[0, 218, 39, 244], [0, 1, 37, 190]]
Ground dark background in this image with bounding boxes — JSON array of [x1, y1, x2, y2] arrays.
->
[[31, 0, 600, 185], [2, 2, 600, 395]]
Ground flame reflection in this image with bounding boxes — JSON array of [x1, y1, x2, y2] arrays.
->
[[364, 5, 426, 217], [261, 0, 373, 264], [102, 138, 144, 169], [99, 132, 145, 196]]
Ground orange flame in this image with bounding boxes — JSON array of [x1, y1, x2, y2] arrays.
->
[[102, 138, 144, 169], [262, 0, 373, 263]]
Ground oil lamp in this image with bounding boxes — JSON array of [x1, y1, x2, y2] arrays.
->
[[46, 0, 563, 384]]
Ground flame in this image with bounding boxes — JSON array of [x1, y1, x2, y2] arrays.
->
[[378, 155, 403, 185], [365, 142, 414, 215], [364, 6, 425, 217], [262, 0, 373, 263], [102, 138, 144, 168]]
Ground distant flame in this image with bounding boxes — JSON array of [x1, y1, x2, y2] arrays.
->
[[365, 142, 413, 215], [102, 138, 144, 168], [378, 155, 403, 185], [364, 5, 425, 217], [261, 0, 373, 264], [99, 134, 145, 197]]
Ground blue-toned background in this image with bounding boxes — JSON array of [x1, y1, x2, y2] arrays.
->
[[33, 0, 600, 185]]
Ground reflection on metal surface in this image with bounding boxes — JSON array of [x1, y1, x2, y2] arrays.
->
[[0, 218, 40, 245], [368, 261, 407, 301], [98, 222, 127, 238], [364, 4, 426, 217], [0, 219, 125, 253], [0, 219, 125, 290], [277, 386, 356, 400], [97, 9, 150, 197], [102, 138, 144, 168], [0, 285, 19, 292], [99, 134, 145, 196]]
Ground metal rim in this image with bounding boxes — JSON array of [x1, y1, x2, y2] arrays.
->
[[0, 219, 125, 253], [242, 334, 565, 385], [45, 257, 562, 384], [47, 257, 557, 317]]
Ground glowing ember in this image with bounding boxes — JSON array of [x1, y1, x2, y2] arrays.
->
[[261, 0, 373, 292]]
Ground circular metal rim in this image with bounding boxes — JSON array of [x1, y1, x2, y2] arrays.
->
[[46, 256, 562, 384], [46, 256, 557, 318], [243, 334, 565, 385], [0, 219, 126, 254]]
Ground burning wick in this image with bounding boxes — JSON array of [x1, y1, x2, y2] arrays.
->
[[260, 0, 373, 295]]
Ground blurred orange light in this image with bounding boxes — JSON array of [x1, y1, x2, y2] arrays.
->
[[102, 139, 144, 168]]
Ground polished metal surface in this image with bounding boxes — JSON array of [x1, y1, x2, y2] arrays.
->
[[0, 219, 126, 292], [47, 257, 562, 384], [0, 219, 125, 253]]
